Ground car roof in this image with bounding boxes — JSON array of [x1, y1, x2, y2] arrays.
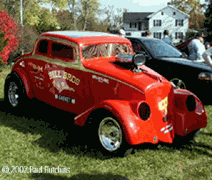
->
[[40, 31, 131, 45], [127, 36, 162, 41], [44, 31, 119, 38]]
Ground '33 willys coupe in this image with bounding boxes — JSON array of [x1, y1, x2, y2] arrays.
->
[[4, 31, 207, 155]]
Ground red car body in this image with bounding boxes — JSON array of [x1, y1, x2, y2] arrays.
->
[[6, 31, 207, 151]]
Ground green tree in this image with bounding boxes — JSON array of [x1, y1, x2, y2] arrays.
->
[[0, 0, 66, 28], [76, 0, 100, 30], [67, 0, 77, 30], [56, 9, 74, 30], [169, 0, 206, 30], [33, 7, 60, 34], [204, 0, 212, 32]]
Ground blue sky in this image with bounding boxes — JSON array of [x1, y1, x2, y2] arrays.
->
[[40, 0, 207, 13], [99, 0, 171, 12]]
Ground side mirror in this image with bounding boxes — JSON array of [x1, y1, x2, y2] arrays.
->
[[133, 54, 146, 66]]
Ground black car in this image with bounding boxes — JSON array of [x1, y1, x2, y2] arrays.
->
[[127, 37, 212, 101]]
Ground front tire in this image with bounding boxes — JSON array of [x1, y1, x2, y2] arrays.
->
[[4, 73, 28, 111], [87, 114, 133, 157], [98, 117, 123, 152]]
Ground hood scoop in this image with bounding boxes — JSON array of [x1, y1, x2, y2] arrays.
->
[[115, 54, 146, 73], [115, 54, 162, 82]]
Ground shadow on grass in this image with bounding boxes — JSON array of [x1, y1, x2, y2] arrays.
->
[[0, 98, 211, 160], [0, 98, 118, 160], [31, 172, 129, 180], [154, 138, 212, 159]]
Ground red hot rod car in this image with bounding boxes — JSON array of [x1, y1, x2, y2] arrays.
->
[[4, 31, 207, 155]]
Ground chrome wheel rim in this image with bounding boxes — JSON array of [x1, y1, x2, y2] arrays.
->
[[8, 82, 19, 107], [98, 117, 122, 152], [170, 78, 186, 89]]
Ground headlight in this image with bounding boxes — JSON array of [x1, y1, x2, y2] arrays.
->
[[186, 95, 196, 112], [139, 102, 151, 120], [198, 72, 212, 80]]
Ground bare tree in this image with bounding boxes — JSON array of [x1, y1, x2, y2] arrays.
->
[[67, 0, 77, 30], [104, 6, 123, 31]]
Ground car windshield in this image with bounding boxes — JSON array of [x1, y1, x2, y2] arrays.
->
[[82, 43, 132, 59], [141, 39, 183, 58]]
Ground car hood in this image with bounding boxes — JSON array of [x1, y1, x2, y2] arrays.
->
[[158, 57, 212, 72], [82, 59, 170, 92]]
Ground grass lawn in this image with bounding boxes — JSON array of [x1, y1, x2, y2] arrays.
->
[[0, 65, 211, 180]]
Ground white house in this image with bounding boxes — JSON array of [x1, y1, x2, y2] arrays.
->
[[123, 5, 190, 43]]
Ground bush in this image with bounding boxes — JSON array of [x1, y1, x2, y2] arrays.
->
[[0, 9, 20, 64]]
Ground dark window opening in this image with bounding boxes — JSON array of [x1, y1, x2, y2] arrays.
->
[[38, 40, 48, 54], [52, 43, 75, 61]]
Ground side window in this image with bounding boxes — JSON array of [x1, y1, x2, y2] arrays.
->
[[38, 40, 48, 54], [131, 40, 145, 54], [52, 42, 76, 61]]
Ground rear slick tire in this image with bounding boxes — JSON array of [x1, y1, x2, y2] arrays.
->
[[4, 73, 28, 112]]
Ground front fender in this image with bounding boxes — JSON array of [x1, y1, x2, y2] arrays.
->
[[173, 89, 207, 136], [9, 67, 34, 99], [74, 100, 158, 145]]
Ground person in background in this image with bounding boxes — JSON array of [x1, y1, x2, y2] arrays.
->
[[203, 46, 212, 68], [145, 30, 151, 37], [199, 37, 204, 45], [187, 32, 206, 62], [119, 27, 125, 37], [162, 30, 174, 47], [205, 42, 211, 50]]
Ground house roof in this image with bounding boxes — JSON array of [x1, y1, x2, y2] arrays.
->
[[123, 5, 190, 23], [123, 12, 153, 23], [147, 5, 190, 18]]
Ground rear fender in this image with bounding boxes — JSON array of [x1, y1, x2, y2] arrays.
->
[[8, 67, 34, 99]]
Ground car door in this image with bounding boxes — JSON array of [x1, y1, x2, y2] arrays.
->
[[26, 39, 50, 101], [44, 40, 89, 113]]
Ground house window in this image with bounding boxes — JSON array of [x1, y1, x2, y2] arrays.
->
[[130, 22, 137, 28], [175, 32, 183, 39], [154, 32, 162, 39], [153, 20, 161, 26], [173, 12, 176, 15], [175, 20, 184, 26]]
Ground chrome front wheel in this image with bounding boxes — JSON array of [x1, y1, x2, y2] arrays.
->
[[98, 117, 122, 152]]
